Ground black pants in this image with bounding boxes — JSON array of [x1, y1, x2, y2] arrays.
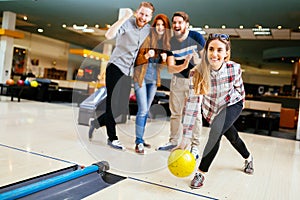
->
[[199, 100, 250, 172], [92, 63, 131, 142]]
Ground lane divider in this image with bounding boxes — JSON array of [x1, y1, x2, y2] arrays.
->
[[0, 165, 99, 200]]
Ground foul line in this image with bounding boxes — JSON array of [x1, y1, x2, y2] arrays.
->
[[0, 143, 76, 165], [128, 176, 218, 200]]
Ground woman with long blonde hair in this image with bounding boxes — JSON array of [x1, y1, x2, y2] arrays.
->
[[177, 33, 254, 189]]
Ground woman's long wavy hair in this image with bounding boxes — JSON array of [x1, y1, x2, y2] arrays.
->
[[193, 36, 231, 95], [149, 14, 171, 51]]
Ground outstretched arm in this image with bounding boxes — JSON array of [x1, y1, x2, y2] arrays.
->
[[173, 95, 202, 150], [167, 55, 192, 74]]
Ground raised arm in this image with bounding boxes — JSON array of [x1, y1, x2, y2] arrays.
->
[[105, 8, 133, 40]]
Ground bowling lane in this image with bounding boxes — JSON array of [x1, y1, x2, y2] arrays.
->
[[1, 96, 300, 199], [85, 178, 217, 200], [0, 144, 73, 187]]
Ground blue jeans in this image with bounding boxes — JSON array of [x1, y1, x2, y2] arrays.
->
[[134, 80, 157, 144]]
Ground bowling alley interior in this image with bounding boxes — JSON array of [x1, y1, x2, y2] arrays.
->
[[1, 0, 300, 199]]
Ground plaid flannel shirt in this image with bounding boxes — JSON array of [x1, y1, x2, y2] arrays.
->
[[202, 61, 245, 124], [182, 71, 203, 138]]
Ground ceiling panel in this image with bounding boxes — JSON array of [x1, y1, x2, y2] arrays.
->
[[291, 32, 300, 40], [236, 29, 256, 39], [272, 29, 290, 40], [0, 0, 299, 76], [1, 0, 300, 49]]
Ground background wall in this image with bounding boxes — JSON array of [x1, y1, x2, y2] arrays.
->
[[11, 30, 295, 87]]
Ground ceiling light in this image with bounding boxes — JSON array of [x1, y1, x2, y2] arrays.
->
[[270, 71, 279, 74], [239, 25, 244, 29], [204, 25, 209, 29], [62, 24, 67, 28], [37, 28, 44, 33], [188, 26, 206, 35], [70, 49, 110, 60], [73, 24, 86, 30], [252, 27, 271, 36], [221, 25, 226, 29], [277, 25, 282, 29], [95, 24, 99, 28], [23, 16, 27, 21], [83, 28, 95, 33]]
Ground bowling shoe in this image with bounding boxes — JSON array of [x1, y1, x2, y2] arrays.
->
[[190, 172, 205, 189], [107, 139, 126, 150], [244, 156, 254, 174], [135, 143, 144, 154], [156, 142, 177, 151], [88, 124, 95, 140]]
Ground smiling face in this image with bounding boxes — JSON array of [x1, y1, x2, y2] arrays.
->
[[135, 6, 153, 28], [155, 19, 165, 36], [207, 39, 229, 70], [172, 16, 189, 38]]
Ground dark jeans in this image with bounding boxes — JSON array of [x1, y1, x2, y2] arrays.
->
[[199, 100, 250, 172], [92, 63, 131, 142]]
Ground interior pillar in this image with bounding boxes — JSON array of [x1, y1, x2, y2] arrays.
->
[[0, 11, 16, 83]]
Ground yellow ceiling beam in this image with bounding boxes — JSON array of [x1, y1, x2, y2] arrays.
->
[[69, 49, 109, 61], [0, 28, 24, 39]]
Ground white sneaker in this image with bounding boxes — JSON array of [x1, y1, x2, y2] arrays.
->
[[107, 139, 126, 150], [190, 146, 199, 160], [156, 142, 177, 151]]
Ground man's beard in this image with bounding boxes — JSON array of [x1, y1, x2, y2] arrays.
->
[[174, 29, 186, 39]]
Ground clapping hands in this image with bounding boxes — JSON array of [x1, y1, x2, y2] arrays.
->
[[160, 53, 167, 62], [148, 49, 155, 57]]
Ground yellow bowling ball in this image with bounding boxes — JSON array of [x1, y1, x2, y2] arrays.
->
[[168, 149, 196, 178], [30, 80, 39, 87]]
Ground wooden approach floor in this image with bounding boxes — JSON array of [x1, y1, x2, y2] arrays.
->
[[0, 96, 299, 200]]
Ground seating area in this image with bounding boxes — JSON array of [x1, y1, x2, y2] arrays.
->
[[0, 79, 91, 105], [235, 100, 298, 139], [279, 108, 298, 129], [1, 78, 299, 140]]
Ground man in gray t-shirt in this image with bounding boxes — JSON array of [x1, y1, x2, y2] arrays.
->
[[89, 2, 155, 150]]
